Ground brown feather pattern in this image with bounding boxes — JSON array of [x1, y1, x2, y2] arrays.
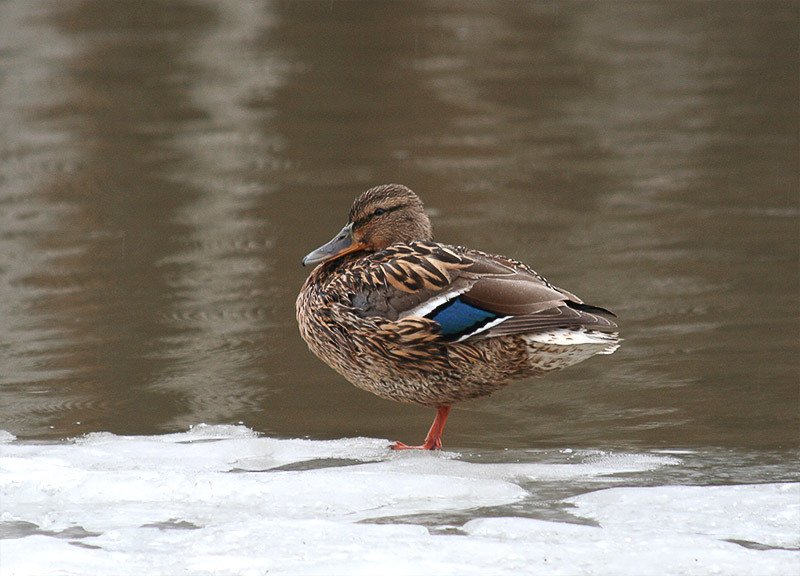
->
[[297, 185, 620, 409]]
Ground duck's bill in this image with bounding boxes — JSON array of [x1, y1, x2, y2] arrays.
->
[[301, 223, 365, 267]]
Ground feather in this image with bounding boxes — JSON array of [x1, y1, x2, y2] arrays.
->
[[297, 184, 621, 423], [426, 297, 506, 339]]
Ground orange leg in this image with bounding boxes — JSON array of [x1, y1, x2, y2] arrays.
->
[[391, 405, 451, 450]]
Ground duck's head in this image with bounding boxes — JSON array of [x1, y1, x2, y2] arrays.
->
[[302, 184, 433, 267]]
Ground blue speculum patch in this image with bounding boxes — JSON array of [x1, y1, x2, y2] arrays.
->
[[428, 298, 499, 338]]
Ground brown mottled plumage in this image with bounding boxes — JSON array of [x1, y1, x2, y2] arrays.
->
[[297, 184, 620, 450]]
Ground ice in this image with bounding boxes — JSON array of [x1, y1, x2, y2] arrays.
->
[[1, 425, 797, 576]]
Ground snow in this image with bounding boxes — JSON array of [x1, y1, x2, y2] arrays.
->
[[1, 425, 797, 576]]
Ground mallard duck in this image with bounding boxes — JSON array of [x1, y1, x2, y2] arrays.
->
[[297, 184, 620, 450]]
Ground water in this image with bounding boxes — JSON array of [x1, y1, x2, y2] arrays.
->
[[0, 1, 798, 572]]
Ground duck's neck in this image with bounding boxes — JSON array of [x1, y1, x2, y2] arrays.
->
[[308, 251, 368, 283]]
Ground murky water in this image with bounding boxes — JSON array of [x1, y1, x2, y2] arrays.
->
[[1, 0, 797, 475]]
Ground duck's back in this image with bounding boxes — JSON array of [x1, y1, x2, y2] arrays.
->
[[297, 241, 619, 406]]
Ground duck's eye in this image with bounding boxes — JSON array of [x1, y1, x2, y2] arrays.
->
[[373, 208, 386, 216]]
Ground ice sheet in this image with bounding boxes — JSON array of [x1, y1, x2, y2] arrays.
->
[[1, 425, 797, 575]]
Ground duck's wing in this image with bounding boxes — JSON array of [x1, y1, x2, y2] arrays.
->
[[355, 242, 616, 343]]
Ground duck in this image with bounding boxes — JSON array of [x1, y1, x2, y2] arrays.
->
[[297, 184, 620, 450]]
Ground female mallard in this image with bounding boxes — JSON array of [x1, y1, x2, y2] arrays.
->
[[297, 184, 619, 450]]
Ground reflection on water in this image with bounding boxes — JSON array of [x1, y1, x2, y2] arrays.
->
[[0, 2, 797, 464]]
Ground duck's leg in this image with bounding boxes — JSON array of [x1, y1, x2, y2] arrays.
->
[[391, 405, 451, 450]]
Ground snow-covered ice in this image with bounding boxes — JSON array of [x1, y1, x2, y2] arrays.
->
[[1, 425, 797, 575]]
